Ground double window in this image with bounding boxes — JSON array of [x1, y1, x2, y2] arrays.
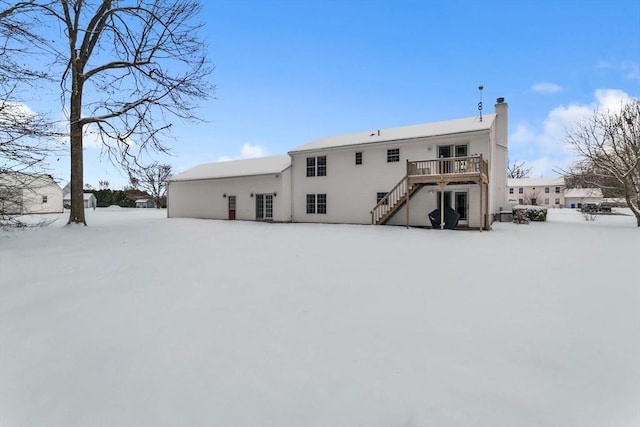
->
[[387, 148, 400, 162], [306, 156, 327, 177], [306, 194, 327, 214]]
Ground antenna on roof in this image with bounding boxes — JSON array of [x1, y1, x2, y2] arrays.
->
[[478, 85, 484, 122]]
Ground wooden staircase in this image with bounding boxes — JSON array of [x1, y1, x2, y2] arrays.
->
[[370, 176, 421, 225]]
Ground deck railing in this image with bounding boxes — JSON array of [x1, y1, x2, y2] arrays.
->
[[407, 155, 487, 178]]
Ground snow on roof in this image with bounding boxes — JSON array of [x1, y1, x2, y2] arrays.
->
[[564, 188, 603, 198], [289, 114, 496, 153], [169, 155, 291, 182], [508, 177, 565, 187]]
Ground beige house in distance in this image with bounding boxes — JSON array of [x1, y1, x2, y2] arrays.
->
[[0, 173, 63, 215], [507, 177, 566, 208], [168, 98, 510, 230], [507, 178, 604, 209]]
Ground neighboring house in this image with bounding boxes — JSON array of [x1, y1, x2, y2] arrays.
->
[[135, 199, 155, 208], [507, 177, 566, 208], [0, 172, 64, 215], [564, 188, 604, 209], [63, 192, 97, 209], [168, 98, 509, 230]]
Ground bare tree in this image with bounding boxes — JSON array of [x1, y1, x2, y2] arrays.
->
[[564, 99, 640, 227], [9, 1, 213, 225], [1, 1, 64, 226], [507, 159, 532, 179], [522, 189, 543, 206], [129, 162, 171, 208]]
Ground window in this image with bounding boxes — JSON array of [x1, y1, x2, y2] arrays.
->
[[317, 194, 327, 214], [306, 194, 315, 213], [545, 187, 550, 194], [544, 198, 549, 205], [555, 198, 560, 205], [387, 148, 400, 162], [42, 195, 48, 203], [509, 188, 514, 194], [518, 198, 524, 205], [306, 194, 327, 214], [518, 188, 523, 194], [306, 156, 327, 177], [555, 186, 561, 193], [355, 152, 362, 165], [376, 192, 388, 205], [306, 157, 315, 177]]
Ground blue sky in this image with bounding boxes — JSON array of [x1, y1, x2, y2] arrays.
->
[[44, 0, 640, 189]]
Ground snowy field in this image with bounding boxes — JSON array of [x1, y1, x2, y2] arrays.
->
[[1, 208, 638, 427]]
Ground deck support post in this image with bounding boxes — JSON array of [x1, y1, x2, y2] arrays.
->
[[479, 181, 483, 231], [406, 181, 410, 229]]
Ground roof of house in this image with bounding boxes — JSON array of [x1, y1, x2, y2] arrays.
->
[[289, 114, 496, 153], [169, 155, 291, 182], [564, 188, 604, 198], [507, 177, 565, 187], [136, 199, 152, 203]]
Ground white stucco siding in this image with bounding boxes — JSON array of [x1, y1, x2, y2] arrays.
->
[[291, 132, 492, 224], [168, 172, 290, 222]]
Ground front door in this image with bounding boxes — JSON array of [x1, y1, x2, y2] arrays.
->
[[228, 196, 236, 220]]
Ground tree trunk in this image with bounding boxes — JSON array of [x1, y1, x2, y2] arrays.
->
[[68, 56, 86, 225]]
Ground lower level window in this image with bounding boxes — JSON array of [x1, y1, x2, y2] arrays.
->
[[555, 198, 560, 205], [306, 193, 327, 214]]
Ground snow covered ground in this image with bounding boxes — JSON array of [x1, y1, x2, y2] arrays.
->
[[1, 208, 638, 427]]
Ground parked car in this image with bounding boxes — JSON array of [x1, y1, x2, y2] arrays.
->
[[598, 203, 612, 212], [581, 203, 598, 213]]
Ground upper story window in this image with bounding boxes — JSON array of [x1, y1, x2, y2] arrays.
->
[[518, 188, 523, 194], [355, 152, 362, 165], [387, 148, 400, 162], [509, 188, 514, 194], [545, 187, 550, 193], [42, 195, 48, 203], [555, 186, 561, 193], [306, 156, 327, 177]]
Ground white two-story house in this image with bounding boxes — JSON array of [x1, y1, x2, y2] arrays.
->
[[168, 98, 509, 230]]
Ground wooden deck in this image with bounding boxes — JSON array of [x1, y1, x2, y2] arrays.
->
[[371, 155, 489, 227]]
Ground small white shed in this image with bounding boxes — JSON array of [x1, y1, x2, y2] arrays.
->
[[63, 192, 97, 209]]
